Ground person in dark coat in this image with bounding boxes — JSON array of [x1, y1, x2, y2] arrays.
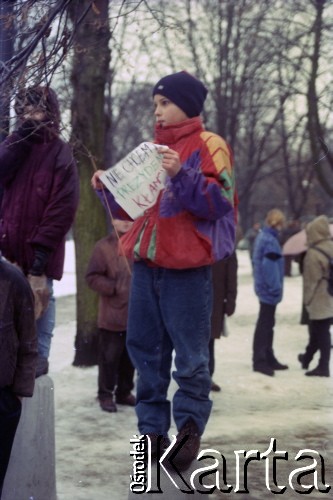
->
[[209, 251, 238, 391], [85, 220, 135, 413], [0, 86, 79, 377], [0, 254, 37, 497]]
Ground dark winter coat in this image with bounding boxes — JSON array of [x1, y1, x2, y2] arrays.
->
[[0, 256, 37, 396], [211, 252, 238, 339], [85, 233, 132, 331], [0, 89, 79, 280], [253, 226, 284, 305]]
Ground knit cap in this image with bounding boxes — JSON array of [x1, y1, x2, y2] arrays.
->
[[152, 71, 208, 118]]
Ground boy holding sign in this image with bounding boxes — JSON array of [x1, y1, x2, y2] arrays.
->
[[91, 71, 236, 470]]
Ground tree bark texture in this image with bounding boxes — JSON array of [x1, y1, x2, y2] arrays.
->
[[69, 0, 110, 366]]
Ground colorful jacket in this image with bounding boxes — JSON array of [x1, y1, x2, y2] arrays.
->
[[253, 226, 284, 305], [98, 117, 236, 269], [85, 233, 132, 331], [0, 255, 37, 396], [303, 215, 333, 320]]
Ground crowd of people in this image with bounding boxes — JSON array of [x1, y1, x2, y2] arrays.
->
[[0, 73, 332, 494]]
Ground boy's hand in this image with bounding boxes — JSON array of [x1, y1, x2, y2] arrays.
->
[[91, 170, 105, 190], [158, 147, 181, 178]]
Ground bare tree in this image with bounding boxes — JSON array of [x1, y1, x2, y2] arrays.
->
[[1, 1, 333, 368], [141, 0, 333, 226], [306, 0, 333, 198]]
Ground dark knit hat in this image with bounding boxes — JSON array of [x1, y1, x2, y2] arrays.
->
[[152, 71, 208, 118]]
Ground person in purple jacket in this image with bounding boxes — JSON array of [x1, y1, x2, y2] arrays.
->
[[0, 86, 79, 377]]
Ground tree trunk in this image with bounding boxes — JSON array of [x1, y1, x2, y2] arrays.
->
[[68, 0, 110, 366], [307, 0, 333, 198], [0, 0, 15, 141]]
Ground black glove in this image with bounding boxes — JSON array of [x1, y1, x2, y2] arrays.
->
[[28, 246, 51, 276]]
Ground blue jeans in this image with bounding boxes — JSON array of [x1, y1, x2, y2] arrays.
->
[[126, 262, 213, 437], [36, 278, 55, 359]]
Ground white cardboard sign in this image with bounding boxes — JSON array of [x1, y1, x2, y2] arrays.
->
[[100, 142, 167, 219]]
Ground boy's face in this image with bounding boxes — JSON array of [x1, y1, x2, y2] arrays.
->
[[153, 94, 188, 127]]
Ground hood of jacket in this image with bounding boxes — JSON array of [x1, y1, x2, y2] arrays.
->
[[306, 215, 331, 246]]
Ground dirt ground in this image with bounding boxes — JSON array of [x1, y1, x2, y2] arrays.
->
[[50, 250, 333, 499]]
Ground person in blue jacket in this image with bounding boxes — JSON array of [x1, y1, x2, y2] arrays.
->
[[252, 209, 289, 376]]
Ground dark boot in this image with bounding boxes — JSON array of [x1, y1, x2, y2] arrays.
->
[[305, 367, 330, 377], [165, 419, 201, 472], [99, 396, 117, 412], [266, 350, 288, 371], [210, 380, 221, 392], [253, 364, 274, 377], [269, 359, 289, 370], [116, 393, 136, 406], [298, 353, 310, 370]]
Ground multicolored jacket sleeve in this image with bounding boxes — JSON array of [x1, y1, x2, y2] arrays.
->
[[169, 132, 235, 220]]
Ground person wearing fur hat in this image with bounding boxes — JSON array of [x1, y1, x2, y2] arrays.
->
[[298, 215, 333, 377], [0, 86, 79, 377], [252, 208, 289, 376], [92, 71, 236, 470]]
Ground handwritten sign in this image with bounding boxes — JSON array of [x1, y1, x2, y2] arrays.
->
[[100, 142, 167, 219]]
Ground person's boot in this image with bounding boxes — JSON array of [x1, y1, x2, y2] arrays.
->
[[298, 353, 310, 370], [116, 393, 136, 406], [165, 419, 201, 471], [99, 396, 117, 412], [253, 364, 274, 377], [305, 366, 330, 377], [269, 359, 289, 370], [267, 353, 288, 371], [210, 380, 221, 392]]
